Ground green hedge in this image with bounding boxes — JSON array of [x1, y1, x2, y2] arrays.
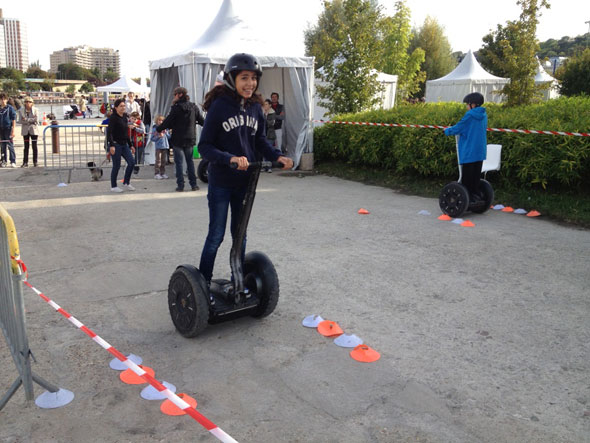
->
[[314, 96, 590, 189]]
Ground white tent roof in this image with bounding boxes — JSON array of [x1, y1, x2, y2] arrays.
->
[[149, 0, 312, 70], [148, 0, 314, 169], [430, 50, 507, 83], [535, 58, 556, 83], [425, 50, 510, 103], [96, 75, 150, 93]]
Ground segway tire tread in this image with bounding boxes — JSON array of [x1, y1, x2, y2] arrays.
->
[[471, 179, 494, 214], [197, 159, 209, 183], [168, 265, 210, 337], [244, 251, 280, 318]]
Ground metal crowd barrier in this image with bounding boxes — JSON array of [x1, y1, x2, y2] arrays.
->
[[0, 204, 59, 410], [42, 124, 110, 184]]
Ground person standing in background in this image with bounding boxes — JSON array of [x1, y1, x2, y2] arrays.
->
[[18, 96, 39, 167], [0, 92, 17, 168], [270, 92, 285, 153]]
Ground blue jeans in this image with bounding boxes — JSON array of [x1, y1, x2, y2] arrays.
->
[[199, 184, 247, 283], [110, 143, 135, 188], [0, 127, 15, 164], [173, 146, 196, 189]]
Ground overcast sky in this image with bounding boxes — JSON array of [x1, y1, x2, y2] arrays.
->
[[4, 0, 589, 78]]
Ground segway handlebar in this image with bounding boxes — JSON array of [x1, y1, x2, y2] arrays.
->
[[230, 161, 285, 170]]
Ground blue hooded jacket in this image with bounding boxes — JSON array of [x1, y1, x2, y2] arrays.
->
[[444, 106, 488, 164], [198, 94, 282, 188]]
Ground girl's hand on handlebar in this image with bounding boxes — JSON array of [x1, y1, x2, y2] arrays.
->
[[277, 156, 293, 170], [230, 156, 249, 170]]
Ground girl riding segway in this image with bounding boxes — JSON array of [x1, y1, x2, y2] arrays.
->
[[167, 53, 293, 337]]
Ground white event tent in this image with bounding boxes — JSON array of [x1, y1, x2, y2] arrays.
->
[[313, 69, 397, 122], [425, 50, 509, 103], [96, 75, 150, 95], [535, 58, 560, 100], [148, 0, 315, 167]]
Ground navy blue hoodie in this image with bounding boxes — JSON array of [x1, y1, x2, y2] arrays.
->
[[198, 94, 282, 188]]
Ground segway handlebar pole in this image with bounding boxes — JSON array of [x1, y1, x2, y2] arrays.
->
[[230, 161, 285, 170]]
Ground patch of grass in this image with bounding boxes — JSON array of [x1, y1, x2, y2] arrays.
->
[[314, 160, 590, 229]]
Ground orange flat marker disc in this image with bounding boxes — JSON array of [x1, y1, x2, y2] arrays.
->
[[526, 210, 541, 217], [461, 220, 475, 227], [119, 365, 155, 385], [501, 206, 514, 212], [350, 344, 380, 363], [358, 208, 370, 214], [160, 393, 198, 416], [317, 320, 343, 337], [438, 214, 452, 221]]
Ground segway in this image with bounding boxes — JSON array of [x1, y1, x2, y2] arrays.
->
[[439, 136, 494, 218], [168, 161, 281, 337], [197, 159, 209, 183]]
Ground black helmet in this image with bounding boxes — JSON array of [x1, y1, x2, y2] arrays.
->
[[223, 53, 263, 91], [463, 92, 484, 106]]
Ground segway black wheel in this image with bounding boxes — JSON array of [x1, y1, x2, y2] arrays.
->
[[244, 251, 279, 318], [197, 159, 209, 183], [471, 179, 494, 214], [168, 265, 210, 337], [439, 182, 469, 218]]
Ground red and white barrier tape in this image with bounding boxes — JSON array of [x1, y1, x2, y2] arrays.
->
[[312, 119, 590, 137], [15, 260, 237, 443]]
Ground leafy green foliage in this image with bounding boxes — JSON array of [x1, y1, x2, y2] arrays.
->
[[79, 82, 95, 93], [558, 48, 590, 96], [538, 33, 590, 58], [409, 16, 456, 97], [311, 0, 384, 114], [478, 23, 520, 77], [378, 1, 425, 100], [497, 0, 551, 106], [314, 96, 590, 190]]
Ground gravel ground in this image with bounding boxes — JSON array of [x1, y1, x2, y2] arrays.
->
[[0, 154, 589, 443]]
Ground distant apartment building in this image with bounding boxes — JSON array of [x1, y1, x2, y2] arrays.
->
[[49, 46, 120, 75], [0, 9, 29, 71]]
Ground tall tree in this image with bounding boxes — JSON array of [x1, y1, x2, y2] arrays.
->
[[478, 23, 520, 77], [558, 48, 590, 96], [306, 0, 384, 114], [378, 1, 425, 100], [410, 16, 456, 97], [496, 0, 551, 106]]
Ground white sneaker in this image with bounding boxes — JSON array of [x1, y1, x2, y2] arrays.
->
[[10, 163, 16, 168], [155, 174, 163, 180], [161, 174, 169, 179], [122, 183, 136, 191], [111, 187, 123, 193]]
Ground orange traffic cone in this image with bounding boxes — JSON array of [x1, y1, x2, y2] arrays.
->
[[42, 112, 48, 126], [160, 393, 198, 416]]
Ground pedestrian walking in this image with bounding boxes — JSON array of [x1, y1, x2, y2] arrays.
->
[[18, 96, 39, 167], [107, 99, 136, 192]]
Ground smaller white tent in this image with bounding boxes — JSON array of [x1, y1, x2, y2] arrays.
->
[[313, 70, 397, 122], [96, 76, 150, 95], [425, 50, 510, 103], [535, 58, 559, 100]]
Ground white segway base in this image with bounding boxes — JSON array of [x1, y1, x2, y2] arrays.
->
[[35, 388, 74, 409]]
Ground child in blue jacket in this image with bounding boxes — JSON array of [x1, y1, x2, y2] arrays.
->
[[198, 53, 293, 284], [444, 92, 488, 202], [150, 114, 171, 179]]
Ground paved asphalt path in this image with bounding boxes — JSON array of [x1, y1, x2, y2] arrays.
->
[[0, 160, 588, 442]]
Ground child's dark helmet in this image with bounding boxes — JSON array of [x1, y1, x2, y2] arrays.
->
[[223, 53, 262, 91], [463, 92, 484, 106]]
